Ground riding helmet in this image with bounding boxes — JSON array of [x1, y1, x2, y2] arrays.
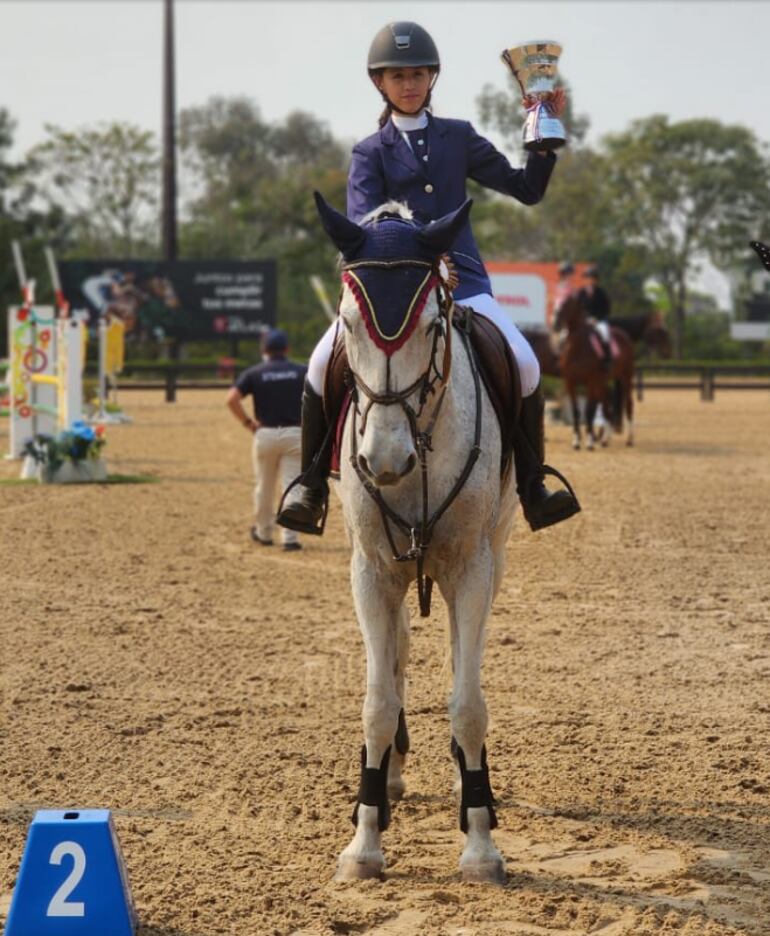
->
[[584, 264, 600, 279], [558, 261, 575, 276], [367, 22, 440, 72]]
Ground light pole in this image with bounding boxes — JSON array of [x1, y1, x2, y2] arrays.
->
[[161, 0, 177, 263]]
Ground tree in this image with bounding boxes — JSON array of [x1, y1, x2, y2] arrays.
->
[[179, 97, 350, 356], [603, 115, 770, 356], [24, 122, 160, 256]]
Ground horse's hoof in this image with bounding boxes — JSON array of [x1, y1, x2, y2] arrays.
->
[[572, 440, 580, 451], [461, 859, 507, 886], [601, 438, 609, 448], [387, 778, 406, 801], [626, 438, 634, 447], [335, 858, 385, 881]]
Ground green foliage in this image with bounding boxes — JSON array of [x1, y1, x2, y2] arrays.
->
[[5, 88, 770, 367], [179, 97, 350, 357], [473, 78, 651, 315], [603, 115, 770, 355], [681, 312, 752, 361], [23, 122, 160, 256]]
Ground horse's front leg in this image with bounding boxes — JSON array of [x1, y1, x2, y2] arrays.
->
[[442, 547, 505, 885], [585, 395, 598, 450], [336, 549, 407, 882], [566, 379, 581, 450], [388, 602, 411, 801]]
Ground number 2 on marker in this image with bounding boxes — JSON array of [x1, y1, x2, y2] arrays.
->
[[46, 841, 86, 917]]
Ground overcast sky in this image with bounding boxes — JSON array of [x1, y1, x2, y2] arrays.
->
[[3, 0, 769, 305]]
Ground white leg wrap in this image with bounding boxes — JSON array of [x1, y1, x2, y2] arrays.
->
[[307, 321, 339, 395], [461, 293, 541, 397]]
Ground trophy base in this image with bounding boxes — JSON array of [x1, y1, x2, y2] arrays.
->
[[524, 136, 567, 153], [523, 114, 567, 152]]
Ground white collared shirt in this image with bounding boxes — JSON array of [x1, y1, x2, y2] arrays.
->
[[391, 110, 430, 157]]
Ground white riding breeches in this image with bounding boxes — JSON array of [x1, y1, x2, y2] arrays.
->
[[307, 292, 540, 398], [594, 319, 611, 343]]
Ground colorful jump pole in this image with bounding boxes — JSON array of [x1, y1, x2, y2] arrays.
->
[[7, 242, 57, 458]]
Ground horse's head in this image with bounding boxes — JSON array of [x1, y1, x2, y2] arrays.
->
[[554, 291, 585, 333], [315, 191, 471, 488]]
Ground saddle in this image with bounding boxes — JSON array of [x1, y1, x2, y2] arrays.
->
[[324, 307, 521, 478], [589, 326, 619, 362]]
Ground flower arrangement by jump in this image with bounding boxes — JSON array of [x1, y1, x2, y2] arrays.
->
[[23, 420, 107, 472]]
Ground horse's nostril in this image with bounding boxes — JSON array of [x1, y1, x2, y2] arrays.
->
[[404, 453, 417, 476], [358, 454, 371, 477]]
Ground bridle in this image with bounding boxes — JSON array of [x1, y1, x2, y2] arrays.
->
[[340, 257, 483, 616]]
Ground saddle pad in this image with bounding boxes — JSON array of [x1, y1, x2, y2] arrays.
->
[[324, 329, 351, 477], [455, 306, 521, 478], [590, 332, 619, 361], [323, 308, 521, 479]]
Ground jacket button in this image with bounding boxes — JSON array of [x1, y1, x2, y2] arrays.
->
[[424, 183, 434, 193]]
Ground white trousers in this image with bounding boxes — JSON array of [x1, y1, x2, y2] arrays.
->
[[252, 426, 301, 545], [594, 319, 611, 343], [307, 292, 540, 398]]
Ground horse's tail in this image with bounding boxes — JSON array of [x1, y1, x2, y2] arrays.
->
[[613, 379, 624, 431]]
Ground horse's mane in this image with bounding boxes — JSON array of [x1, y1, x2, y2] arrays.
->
[[336, 202, 417, 270], [360, 201, 414, 226]]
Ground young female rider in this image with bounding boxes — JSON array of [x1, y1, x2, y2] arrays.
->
[[278, 21, 580, 535]]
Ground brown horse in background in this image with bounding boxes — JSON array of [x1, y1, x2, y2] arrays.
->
[[523, 310, 671, 380], [554, 294, 636, 450]]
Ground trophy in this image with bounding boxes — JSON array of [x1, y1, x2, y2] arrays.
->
[[501, 41, 566, 152]]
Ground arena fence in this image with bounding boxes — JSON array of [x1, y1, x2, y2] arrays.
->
[[80, 362, 770, 405], [635, 364, 770, 401]]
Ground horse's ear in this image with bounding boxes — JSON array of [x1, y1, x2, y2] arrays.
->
[[314, 191, 366, 258], [416, 199, 473, 256]]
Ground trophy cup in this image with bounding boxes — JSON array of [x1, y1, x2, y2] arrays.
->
[[501, 41, 567, 151]]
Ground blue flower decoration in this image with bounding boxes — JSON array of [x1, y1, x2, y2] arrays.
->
[[71, 420, 96, 442]]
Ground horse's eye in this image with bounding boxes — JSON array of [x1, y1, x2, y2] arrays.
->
[[342, 318, 353, 333]]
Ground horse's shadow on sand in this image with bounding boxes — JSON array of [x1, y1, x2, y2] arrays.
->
[[373, 795, 769, 932]]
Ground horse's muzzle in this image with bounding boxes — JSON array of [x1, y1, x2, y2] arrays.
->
[[358, 452, 417, 487]]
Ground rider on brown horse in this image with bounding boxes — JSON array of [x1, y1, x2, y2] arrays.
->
[[577, 265, 612, 370]]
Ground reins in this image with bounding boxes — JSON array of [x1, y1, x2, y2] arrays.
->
[[342, 259, 482, 617]]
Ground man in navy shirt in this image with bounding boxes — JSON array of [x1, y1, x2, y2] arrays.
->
[[226, 329, 307, 551]]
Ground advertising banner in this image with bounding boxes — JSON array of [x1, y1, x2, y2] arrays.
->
[[487, 262, 591, 330], [58, 260, 277, 341]]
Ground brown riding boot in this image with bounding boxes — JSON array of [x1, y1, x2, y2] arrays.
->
[[276, 382, 331, 536], [513, 387, 581, 531]]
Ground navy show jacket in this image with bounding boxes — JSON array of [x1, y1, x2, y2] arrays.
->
[[346, 114, 556, 300]]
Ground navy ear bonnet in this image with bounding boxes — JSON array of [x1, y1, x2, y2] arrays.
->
[[339, 217, 435, 354], [347, 215, 437, 264], [314, 192, 472, 355]]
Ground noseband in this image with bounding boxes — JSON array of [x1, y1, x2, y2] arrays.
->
[[340, 258, 483, 616]]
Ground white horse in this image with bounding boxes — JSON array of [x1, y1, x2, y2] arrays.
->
[[316, 194, 517, 884]]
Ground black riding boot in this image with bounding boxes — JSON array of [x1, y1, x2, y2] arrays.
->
[[276, 381, 331, 536], [514, 387, 581, 531]]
